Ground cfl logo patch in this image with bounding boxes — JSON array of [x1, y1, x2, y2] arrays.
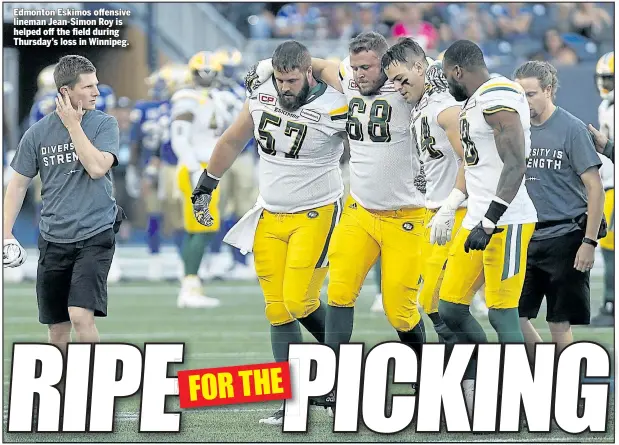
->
[[259, 94, 276, 106]]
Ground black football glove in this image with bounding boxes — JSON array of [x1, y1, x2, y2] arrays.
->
[[191, 170, 220, 227], [464, 222, 504, 253]]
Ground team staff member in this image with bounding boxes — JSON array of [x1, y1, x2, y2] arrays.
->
[[514, 61, 605, 355], [3, 55, 122, 354]]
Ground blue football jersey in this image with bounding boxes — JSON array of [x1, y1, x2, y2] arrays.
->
[[96, 84, 116, 112], [28, 92, 56, 127], [157, 101, 178, 165], [130, 99, 166, 166]]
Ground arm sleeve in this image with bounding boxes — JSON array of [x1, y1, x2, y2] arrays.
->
[[568, 127, 602, 176], [10, 129, 38, 178], [93, 116, 120, 167]]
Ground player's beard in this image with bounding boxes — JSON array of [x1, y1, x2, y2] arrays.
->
[[447, 78, 468, 102], [278, 77, 310, 112], [359, 71, 388, 96]]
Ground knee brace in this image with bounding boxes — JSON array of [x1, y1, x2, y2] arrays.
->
[[265, 302, 294, 326]]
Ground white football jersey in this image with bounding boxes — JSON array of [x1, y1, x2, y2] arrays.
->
[[598, 99, 614, 140], [339, 57, 424, 210], [411, 86, 462, 209], [459, 76, 538, 230], [171, 87, 235, 163], [249, 77, 347, 213], [599, 153, 614, 190]]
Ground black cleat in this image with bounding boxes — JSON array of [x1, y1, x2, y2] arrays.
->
[[310, 390, 336, 408]]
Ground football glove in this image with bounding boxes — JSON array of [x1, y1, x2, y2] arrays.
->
[[3, 238, 27, 268], [191, 170, 220, 227], [428, 189, 466, 246], [244, 58, 274, 96], [464, 222, 504, 253]]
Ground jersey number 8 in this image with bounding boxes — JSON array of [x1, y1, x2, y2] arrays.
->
[[258, 112, 308, 159], [346, 98, 392, 143], [460, 117, 479, 166]]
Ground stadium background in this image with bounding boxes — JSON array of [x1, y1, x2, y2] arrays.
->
[[2, 1, 616, 441]]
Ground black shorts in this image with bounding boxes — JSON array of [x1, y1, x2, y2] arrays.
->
[[518, 230, 590, 325], [36, 228, 116, 325]]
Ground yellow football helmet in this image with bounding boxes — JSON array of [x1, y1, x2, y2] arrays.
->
[[159, 63, 192, 93], [595, 51, 614, 100], [188, 51, 223, 87], [37, 64, 57, 94]]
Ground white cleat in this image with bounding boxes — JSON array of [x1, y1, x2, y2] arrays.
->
[[177, 293, 221, 308], [177, 275, 221, 308], [370, 293, 384, 313]]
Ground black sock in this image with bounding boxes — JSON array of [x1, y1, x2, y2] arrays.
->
[[298, 302, 326, 343], [271, 321, 302, 362], [427, 312, 458, 344], [488, 308, 524, 343], [325, 305, 354, 353], [397, 317, 426, 362], [438, 300, 488, 344]]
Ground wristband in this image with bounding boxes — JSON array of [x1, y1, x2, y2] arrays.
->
[[582, 237, 598, 248], [197, 171, 220, 194], [484, 198, 509, 225]]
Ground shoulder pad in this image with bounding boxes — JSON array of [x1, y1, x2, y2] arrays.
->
[[171, 88, 200, 104]]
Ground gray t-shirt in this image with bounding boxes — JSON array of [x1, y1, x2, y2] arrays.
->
[[526, 106, 602, 240], [11, 110, 120, 243]]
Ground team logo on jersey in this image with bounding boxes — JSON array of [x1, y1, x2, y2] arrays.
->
[[402, 222, 414, 231], [259, 94, 276, 106], [379, 82, 397, 93], [307, 211, 319, 219], [349, 203, 357, 210], [300, 109, 321, 122]]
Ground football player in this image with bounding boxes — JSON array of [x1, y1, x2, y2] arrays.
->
[[245, 32, 428, 397], [192, 41, 348, 424], [127, 70, 170, 280], [382, 39, 462, 345], [170, 51, 240, 307], [439, 40, 538, 411], [592, 51, 615, 327]]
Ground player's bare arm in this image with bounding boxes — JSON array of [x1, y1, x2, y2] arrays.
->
[[574, 166, 605, 272], [437, 105, 467, 195], [484, 109, 527, 206], [3, 172, 32, 239], [56, 92, 115, 179], [310, 58, 343, 93]]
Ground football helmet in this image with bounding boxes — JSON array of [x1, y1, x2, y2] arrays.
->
[[595, 51, 614, 101], [188, 51, 223, 88], [37, 64, 57, 94]]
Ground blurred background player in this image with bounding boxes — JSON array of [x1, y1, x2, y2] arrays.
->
[[170, 50, 240, 307], [126, 68, 176, 280], [592, 51, 614, 327], [207, 49, 258, 280]]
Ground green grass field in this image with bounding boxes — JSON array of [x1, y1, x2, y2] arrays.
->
[[3, 278, 615, 442]]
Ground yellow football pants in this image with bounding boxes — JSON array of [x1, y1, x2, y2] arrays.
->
[[253, 201, 341, 326], [327, 196, 425, 332], [418, 207, 467, 315], [600, 188, 614, 251], [178, 163, 221, 233], [440, 223, 535, 309]]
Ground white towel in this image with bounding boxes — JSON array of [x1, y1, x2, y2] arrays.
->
[[223, 196, 266, 255]]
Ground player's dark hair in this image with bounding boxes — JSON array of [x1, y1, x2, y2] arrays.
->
[[272, 41, 312, 73], [381, 37, 427, 70], [349, 31, 389, 58], [54, 55, 96, 91], [513, 60, 560, 100], [443, 40, 487, 71]]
